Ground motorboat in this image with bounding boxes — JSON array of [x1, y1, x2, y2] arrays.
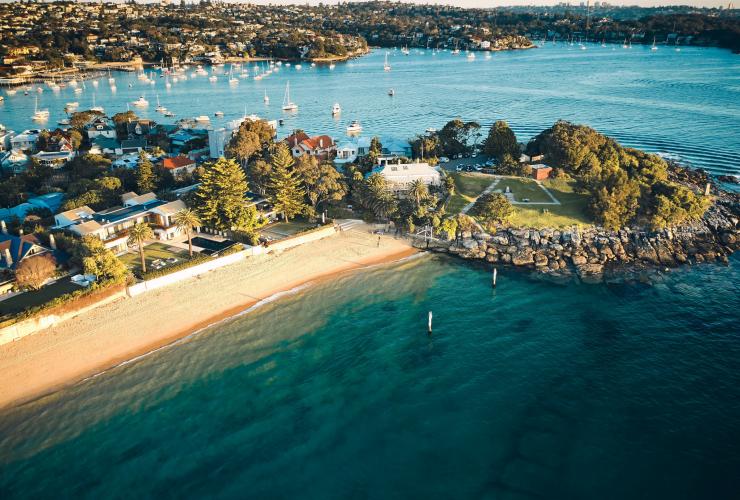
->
[[332, 103, 341, 115], [132, 96, 149, 107], [346, 120, 362, 134]]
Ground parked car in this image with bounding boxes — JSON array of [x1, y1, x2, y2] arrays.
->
[[474, 165, 483, 171], [439, 157, 450, 163], [455, 165, 463, 172], [471, 152, 478, 158]]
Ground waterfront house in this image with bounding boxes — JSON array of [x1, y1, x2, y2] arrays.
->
[[10, 129, 40, 151], [372, 160, 441, 192], [32, 150, 75, 168], [380, 137, 413, 159], [0, 233, 53, 272], [86, 118, 117, 140], [285, 132, 335, 160], [208, 116, 276, 159], [89, 136, 118, 156], [162, 155, 197, 179], [0, 125, 15, 152], [117, 138, 146, 156], [53, 192, 186, 253]]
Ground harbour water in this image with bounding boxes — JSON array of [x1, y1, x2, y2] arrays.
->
[[2, 45, 739, 177], [1, 254, 739, 498]]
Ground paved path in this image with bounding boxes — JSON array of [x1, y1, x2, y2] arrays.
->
[[460, 178, 500, 214]]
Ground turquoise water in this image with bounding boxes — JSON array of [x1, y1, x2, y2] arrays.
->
[[2, 45, 739, 176], [1, 255, 739, 498]]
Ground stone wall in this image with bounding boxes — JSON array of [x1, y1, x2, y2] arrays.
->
[[414, 201, 740, 282]]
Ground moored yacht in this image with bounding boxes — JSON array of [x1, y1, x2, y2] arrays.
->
[[132, 95, 149, 107], [346, 120, 362, 134], [281, 81, 297, 111], [332, 103, 341, 115]]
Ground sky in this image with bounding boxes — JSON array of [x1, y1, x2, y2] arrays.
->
[[239, 1, 730, 8]]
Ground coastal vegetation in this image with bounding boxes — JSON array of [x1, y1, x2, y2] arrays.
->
[[526, 121, 709, 230]]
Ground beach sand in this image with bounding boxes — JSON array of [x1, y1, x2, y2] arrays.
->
[[0, 226, 416, 410]]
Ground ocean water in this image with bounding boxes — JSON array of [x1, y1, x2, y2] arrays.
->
[[1, 254, 739, 499], [2, 45, 739, 177]]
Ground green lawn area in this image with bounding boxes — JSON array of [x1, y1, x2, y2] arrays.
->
[[119, 242, 188, 275], [447, 173, 495, 214], [494, 176, 553, 203], [507, 178, 593, 228], [0, 278, 80, 320]]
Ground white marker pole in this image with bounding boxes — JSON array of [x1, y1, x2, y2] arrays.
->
[[428, 311, 433, 334]]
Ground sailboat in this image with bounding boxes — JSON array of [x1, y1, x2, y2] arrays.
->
[[155, 94, 166, 113], [32, 96, 49, 121], [282, 82, 297, 111], [108, 69, 115, 84], [651, 37, 658, 51], [90, 94, 104, 113], [228, 66, 239, 85], [451, 40, 460, 55], [384, 52, 391, 72], [401, 45, 410, 55], [263, 90, 269, 104]]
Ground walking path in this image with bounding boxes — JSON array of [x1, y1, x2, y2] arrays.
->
[[461, 178, 500, 214]]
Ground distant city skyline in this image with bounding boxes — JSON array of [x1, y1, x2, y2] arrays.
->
[[240, 0, 730, 8]]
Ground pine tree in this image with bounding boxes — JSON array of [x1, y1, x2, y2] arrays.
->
[[195, 157, 260, 231], [136, 151, 157, 193], [268, 144, 307, 221]]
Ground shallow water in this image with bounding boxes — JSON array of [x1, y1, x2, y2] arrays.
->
[[2, 45, 739, 176], [1, 254, 739, 499]]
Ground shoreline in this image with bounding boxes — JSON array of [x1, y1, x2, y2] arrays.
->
[[0, 228, 417, 411]]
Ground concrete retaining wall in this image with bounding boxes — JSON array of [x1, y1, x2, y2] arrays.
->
[[0, 287, 128, 346], [127, 249, 248, 297]]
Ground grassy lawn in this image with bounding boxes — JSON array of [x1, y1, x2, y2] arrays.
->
[[260, 219, 318, 240], [494, 176, 553, 203], [119, 242, 188, 275], [447, 173, 495, 214], [507, 179, 593, 228], [0, 278, 80, 319]]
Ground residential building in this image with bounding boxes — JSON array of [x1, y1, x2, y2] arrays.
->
[[33, 150, 75, 168], [53, 193, 187, 253], [0, 125, 15, 152], [118, 138, 146, 155], [1, 150, 29, 174], [86, 117, 117, 140], [0, 193, 65, 223], [371, 161, 441, 192], [162, 155, 197, 179], [207, 116, 276, 159], [10, 129, 40, 151], [0, 233, 53, 272], [285, 132, 335, 160]]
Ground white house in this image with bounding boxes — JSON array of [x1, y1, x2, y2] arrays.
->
[[85, 118, 117, 140], [372, 161, 442, 192], [10, 129, 40, 151], [33, 150, 75, 168]]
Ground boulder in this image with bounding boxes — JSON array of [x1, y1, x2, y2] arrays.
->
[[512, 248, 534, 266]]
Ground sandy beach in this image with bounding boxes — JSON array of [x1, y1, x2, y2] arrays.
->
[[0, 226, 416, 410]]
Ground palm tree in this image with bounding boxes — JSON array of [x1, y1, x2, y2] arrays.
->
[[408, 179, 429, 208], [128, 222, 154, 274], [173, 209, 202, 258]]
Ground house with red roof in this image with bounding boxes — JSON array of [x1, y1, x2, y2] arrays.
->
[[162, 155, 197, 179], [285, 132, 336, 161]]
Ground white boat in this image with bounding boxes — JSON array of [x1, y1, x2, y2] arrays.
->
[[295, 64, 302, 70], [467, 51, 476, 59], [74, 87, 83, 94], [108, 69, 115, 84], [485, 52, 492, 59], [228, 67, 238, 85], [65, 101, 79, 109], [281, 81, 298, 111], [90, 94, 104, 113], [163, 110, 175, 117], [332, 103, 341, 115], [196, 66, 208, 76], [32, 97, 49, 121], [155, 95, 166, 113], [346, 120, 362, 134], [329, 63, 336, 70], [651, 37, 658, 51], [6, 89, 17, 95], [214, 111, 224, 117], [311, 62, 317, 68], [401, 46, 410, 55], [388, 88, 395, 96], [195, 115, 210, 122], [132, 96, 149, 107], [384, 52, 391, 72], [69, 79, 78, 88], [92, 80, 99, 88], [264, 90, 269, 104], [58, 118, 70, 126], [209, 74, 217, 82]]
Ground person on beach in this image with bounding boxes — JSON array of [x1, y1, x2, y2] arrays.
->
[[377, 236, 381, 247]]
